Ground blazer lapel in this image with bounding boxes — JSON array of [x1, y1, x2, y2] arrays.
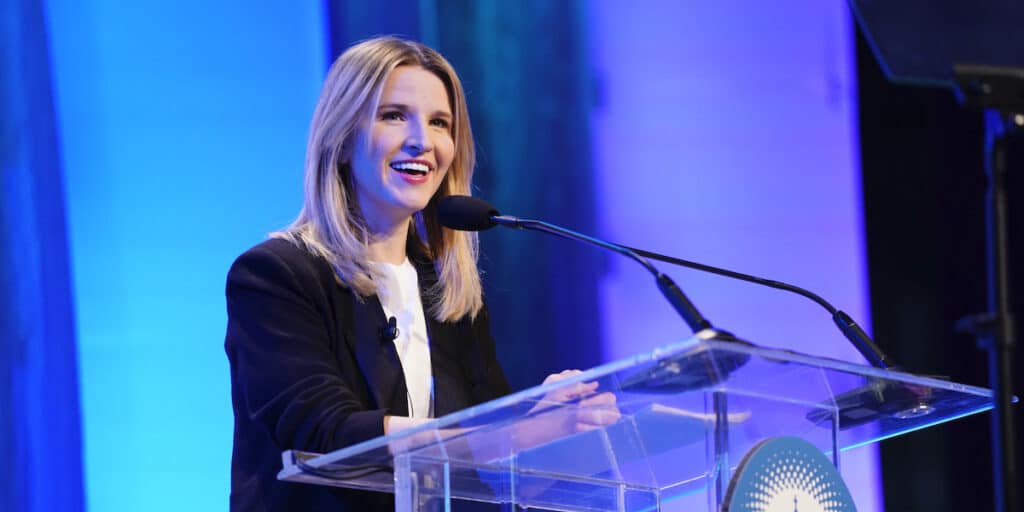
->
[[410, 252, 464, 417], [344, 238, 464, 419], [348, 291, 408, 416]]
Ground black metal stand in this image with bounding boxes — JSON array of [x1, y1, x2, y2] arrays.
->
[[954, 65, 1023, 512]]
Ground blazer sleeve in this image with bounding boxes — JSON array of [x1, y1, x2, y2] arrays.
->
[[225, 243, 386, 453], [468, 303, 513, 402]]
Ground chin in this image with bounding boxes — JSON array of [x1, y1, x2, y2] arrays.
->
[[404, 191, 441, 211], [398, 197, 433, 216]]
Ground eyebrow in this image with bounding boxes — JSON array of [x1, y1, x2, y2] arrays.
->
[[377, 103, 452, 119]]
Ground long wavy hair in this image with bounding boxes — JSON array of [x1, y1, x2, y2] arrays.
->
[[274, 36, 482, 322]]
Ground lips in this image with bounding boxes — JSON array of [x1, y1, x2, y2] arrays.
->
[[390, 160, 433, 176]]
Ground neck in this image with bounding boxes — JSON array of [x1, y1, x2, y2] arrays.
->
[[365, 218, 410, 265]]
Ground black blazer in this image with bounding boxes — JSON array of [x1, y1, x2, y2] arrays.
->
[[225, 238, 511, 511]]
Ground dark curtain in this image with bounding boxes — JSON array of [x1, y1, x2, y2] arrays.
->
[[1, 0, 85, 510], [857, 27, 1024, 512], [325, 0, 605, 391]]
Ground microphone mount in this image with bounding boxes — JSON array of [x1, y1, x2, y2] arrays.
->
[[617, 245, 895, 370]]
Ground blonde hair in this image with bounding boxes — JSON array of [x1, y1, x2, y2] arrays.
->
[[274, 36, 482, 322]]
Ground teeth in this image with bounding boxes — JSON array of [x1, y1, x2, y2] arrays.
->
[[390, 162, 430, 174]]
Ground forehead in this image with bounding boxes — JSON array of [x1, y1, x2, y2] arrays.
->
[[378, 65, 452, 112]]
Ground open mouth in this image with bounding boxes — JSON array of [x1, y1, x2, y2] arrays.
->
[[390, 161, 431, 176]]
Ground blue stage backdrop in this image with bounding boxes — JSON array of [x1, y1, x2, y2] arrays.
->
[[43, 2, 325, 510], [27, 1, 882, 510], [2, 1, 84, 511]]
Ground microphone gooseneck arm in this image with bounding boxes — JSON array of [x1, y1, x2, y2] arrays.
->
[[618, 244, 895, 369], [492, 215, 714, 334]]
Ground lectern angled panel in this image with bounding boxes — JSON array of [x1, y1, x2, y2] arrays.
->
[[280, 338, 995, 511]]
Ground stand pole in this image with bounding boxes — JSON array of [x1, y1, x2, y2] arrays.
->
[[982, 110, 1019, 512]]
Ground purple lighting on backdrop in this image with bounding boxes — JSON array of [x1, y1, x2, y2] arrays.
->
[[586, 1, 880, 510]]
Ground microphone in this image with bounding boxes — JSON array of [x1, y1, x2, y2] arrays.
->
[[438, 195, 894, 371], [435, 195, 501, 231], [440, 196, 931, 427], [382, 316, 399, 342]]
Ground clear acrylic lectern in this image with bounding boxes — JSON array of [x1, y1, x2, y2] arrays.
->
[[279, 336, 994, 511]]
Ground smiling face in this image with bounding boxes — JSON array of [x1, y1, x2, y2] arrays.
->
[[348, 65, 455, 232]]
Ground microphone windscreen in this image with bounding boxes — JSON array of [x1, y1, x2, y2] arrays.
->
[[437, 195, 499, 231]]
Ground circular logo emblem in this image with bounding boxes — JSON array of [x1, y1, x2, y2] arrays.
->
[[723, 436, 856, 512]]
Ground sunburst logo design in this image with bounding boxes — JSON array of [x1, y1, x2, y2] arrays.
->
[[724, 437, 856, 512]]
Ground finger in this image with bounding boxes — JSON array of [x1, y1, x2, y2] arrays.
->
[[570, 381, 599, 397], [559, 386, 603, 405], [559, 369, 583, 379], [542, 374, 597, 400], [574, 409, 622, 431], [542, 369, 583, 385], [555, 369, 582, 380], [577, 406, 622, 425], [575, 422, 603, 432], [551, 382, 599, 403], [578, 391, 616, 406]]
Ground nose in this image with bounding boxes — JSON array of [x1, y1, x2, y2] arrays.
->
[[404, 119, 433, 154]]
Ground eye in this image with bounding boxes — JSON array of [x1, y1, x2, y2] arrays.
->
[[430, 118, 451, 130], [380, 110, 405, 121]]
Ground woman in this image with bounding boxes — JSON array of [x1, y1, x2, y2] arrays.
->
[[225, 37, 611, 511]]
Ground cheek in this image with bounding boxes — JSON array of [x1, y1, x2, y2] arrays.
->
[[439, 136, 456, 167], [436, 167, 451, 187], [366, 126, 399, 164]]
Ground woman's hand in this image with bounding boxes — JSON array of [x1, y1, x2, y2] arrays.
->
[[383, 370, 622, 461], [383, 415, 431, 436], [533, 369, 621, 434]]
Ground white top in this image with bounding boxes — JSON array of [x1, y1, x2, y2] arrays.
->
[[375, 258, 433, 419]]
